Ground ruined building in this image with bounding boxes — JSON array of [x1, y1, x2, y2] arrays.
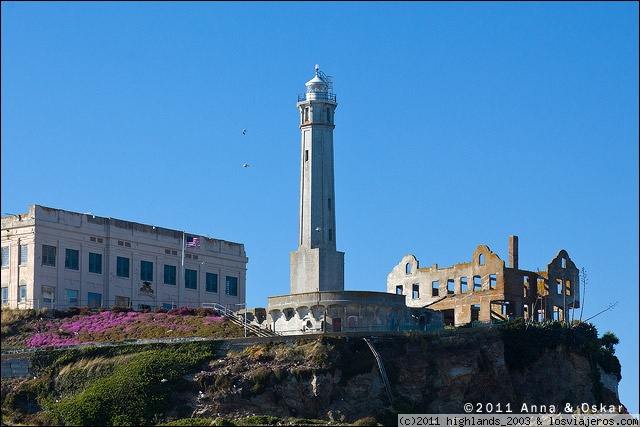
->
[[387, 235, 580, 326]]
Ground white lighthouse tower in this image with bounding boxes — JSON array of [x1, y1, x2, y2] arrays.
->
[[290, 65, 345, 294], [260, 65, 442, 335]]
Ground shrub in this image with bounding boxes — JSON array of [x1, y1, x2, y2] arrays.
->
[[353, 416, 380, 426]]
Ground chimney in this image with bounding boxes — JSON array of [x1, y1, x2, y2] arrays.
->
[[509, 235, 519, 270]]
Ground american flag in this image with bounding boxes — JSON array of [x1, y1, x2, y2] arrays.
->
[[186, 236, 200, 248]]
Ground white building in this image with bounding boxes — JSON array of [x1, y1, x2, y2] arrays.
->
[[1, 205, 248, 311]]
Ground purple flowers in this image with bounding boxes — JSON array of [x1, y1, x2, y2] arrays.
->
[[25, 309, 225, 348]]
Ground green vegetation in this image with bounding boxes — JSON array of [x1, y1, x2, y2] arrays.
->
[[1, 310, 623, 426], [500, 319, 621, 403]]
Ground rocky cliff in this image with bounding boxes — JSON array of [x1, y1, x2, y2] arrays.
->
[[188, 326, 623, 424], [1, 321, 625, 426]]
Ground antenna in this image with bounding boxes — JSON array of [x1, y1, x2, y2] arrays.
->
[[583, 301, 618, 322]]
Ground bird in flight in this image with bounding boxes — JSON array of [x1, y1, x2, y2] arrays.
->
[[243, 163, 250, 168], [242, 129, 247, 135]]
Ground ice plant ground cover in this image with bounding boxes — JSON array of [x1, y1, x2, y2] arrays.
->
[[1, 307, 243, 349]]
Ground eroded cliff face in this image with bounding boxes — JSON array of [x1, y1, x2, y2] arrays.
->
[[185, 329, 623, 423]]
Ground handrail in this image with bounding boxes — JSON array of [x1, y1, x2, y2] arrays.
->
[[362, 337, 394, 405]]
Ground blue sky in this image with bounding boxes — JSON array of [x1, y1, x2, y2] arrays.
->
[[2, 1, 638, 413]]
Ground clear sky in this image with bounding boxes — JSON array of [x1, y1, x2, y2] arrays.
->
[[2, 1, 638, 414]]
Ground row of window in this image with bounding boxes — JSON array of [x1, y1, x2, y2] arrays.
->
[[2, 245, 238, 296], [399, 274, 499, 299], [1, 276, 238, 306], [1, 286, 187, 311]]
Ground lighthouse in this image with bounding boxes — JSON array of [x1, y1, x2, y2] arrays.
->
[[290, 65, 345, 294]]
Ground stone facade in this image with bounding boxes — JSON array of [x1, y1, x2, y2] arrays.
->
[[387, 235, 580, 326], [1, 205, 248, 311]]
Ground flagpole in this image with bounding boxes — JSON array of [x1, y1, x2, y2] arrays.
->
[[180, 231, 185, 308]]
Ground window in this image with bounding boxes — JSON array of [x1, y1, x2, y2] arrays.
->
[[66, 289, 78, 307], [42, 285, 54, 304], [412, 283, 420, 299], [65, 248, 79, 270], [140, 260, 153, 281], [405, 263, 411, 274], [395, 285, 403, 295], [19, 285, 27, 302], [185, 269, 197, 289], [431, 281, 439, 297], [164, 265, 177, 285], [447, 279, 455, 295], [489, 274, 497, 289], [328, 198, 332, 210], [304, 107, 309, 122], [114, 296, 130, 307], [556, 279, 562, 295], [162, 303, 176, 310], [1, 287, 7, 305], [479, 253, 485, 265], [19, 245, 28, 265], [565, 280, 571, 296], [460, 277, 468, 292], [225, 276, 238, 296], [117, 257, 130, 278], [326, 107, 331, 122], [305, 150, 309, 162], [329, 229, 333, 241], [89, 252, 102, 274], [523, 276, 529, 297], [562, 258, 566, 268], [88, 292, 102, 309], [473, 275, 482, 291], [1, 247, 8, 267], [471, 304, 480, 322], [42, 244, 56, 266], [206, 272, 218, 293]]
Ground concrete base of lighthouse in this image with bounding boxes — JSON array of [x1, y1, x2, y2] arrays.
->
[[245, 290, 443, 336], [290, 247, 345, 294]]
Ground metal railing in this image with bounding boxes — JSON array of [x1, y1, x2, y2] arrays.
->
[[297, 92, 337, 102]]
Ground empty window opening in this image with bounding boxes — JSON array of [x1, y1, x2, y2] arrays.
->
[[396, 285, 403, 295], [412, 283, 420, 299], [473, 275, 482, 291], [431, 281, 439, 297], [405, 263, 411, 274], [284, 309, 295, 321], [471, 304, 481, 322], [553, 306, 563, 321], [562, 258, 566, 268], [565, 280, 571, 296], [304, 107, 310, 122], [479, 254, 485, 265], [489, 274, 497, 289], [442, 309, 455, 327], [460, 277, 468, 292], [447, 279, 454, 295], [523, 276, 529, 297], [556, 278, 563, 295]]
